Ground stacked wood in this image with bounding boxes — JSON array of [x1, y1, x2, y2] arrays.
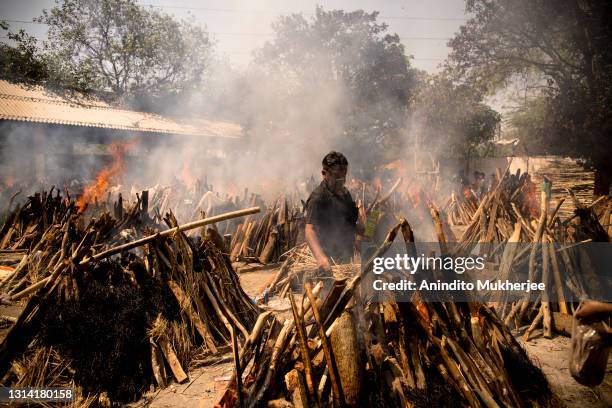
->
[[443, 191, 478, 226], [229, 195, 303, 265], [528, 156, 595, 221], [455, 166, 542, 249], [448, 168, 610, 340], [497, 188, 610, 340], [266, 244, 360, 297], [0, 190, 259, 405], [217, 222, 555, 407]]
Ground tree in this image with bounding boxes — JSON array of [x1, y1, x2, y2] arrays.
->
[[448, 0, 612, 194], [413, 74, 500, 160], [0, 21, 49, 83], [37, 0, 212, 103], [247, 7, 419, 172]]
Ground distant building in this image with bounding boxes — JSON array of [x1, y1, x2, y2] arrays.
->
[[0, 80, 242, 183]]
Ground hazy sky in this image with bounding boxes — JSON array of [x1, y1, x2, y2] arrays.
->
[[1, 0, 468, 72]]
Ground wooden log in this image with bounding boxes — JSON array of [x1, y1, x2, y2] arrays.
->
[[375, 178, 403, 208], [428, 202, 448, 255], [231, 223, 244, 251], [541, 235, 552, 338], [547, 236, 568, 314], [85, 207, 260, 262], [519, 203, 548, 319], [150, 339, 167, 388], [285, 369, 309, 408], [523, 305, 544, 342], [330, 310, 362, 407], [485, 193, 499, 243], [252, 321, 293, 403], [305, 284, 344, 407], [11, 276, 51, 301], [289, 292, 316, 400], [259, 230, 278, 264], [495, 223, 522, 305], [552, 311, 572, 336], [158, 336, 188, 383], [167, 280, 218, 353], [236, 222, 253, 260], [231, 324, 243, 408]]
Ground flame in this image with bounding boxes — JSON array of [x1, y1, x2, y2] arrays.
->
[[76, 141, 134, 212], [221, 182, 239, 198], [3, 174, 14, 188], [180, 162, 195, 190]]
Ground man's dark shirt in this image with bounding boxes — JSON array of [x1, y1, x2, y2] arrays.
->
[[305, 181, 358, 263]]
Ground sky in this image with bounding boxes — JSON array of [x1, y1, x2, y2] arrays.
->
[[0, 0, 468, 72]]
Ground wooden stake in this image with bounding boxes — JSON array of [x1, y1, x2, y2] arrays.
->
[[305, 284, 344, 407], [289, 291, 317, 401], [231, 325, 243, 408]]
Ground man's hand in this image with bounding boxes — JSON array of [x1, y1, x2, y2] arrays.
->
[[575, 300, 612, 320], [317, 256, 332, 274], [305, 223, 332, 274]]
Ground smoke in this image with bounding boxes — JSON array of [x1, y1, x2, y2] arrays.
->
[[0, 6, 467, 229]]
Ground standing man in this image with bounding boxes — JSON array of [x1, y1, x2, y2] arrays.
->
[[304, 152, 360, 286]]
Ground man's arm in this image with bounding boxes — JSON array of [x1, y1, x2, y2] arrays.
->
[[575, 300, 612, 319], [305, 223, 331, 273]]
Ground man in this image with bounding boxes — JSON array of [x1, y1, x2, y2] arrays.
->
[[305, 152, 359, 284]]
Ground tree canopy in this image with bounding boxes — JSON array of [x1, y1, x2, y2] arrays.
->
[[248, 7, 419, 170], [36, 0, 211, 103], [448, 0, 612, 190], [0, 21, 49, 83]]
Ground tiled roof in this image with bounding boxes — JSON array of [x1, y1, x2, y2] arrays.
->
[[0, 80, 242, 138]]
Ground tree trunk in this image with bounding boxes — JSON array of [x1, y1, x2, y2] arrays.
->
[[593, 161, 612, 196]]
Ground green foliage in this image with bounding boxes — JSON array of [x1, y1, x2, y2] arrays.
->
[[251, 7, 418, 169], [414, 75, 500, 158], [448, 0, 612, 167], [37, 0, 211, 101], [0, 22, 49, 83]]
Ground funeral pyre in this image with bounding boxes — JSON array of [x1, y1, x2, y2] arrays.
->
[[0, 188, 259, 405], [217, 221, 556, 408], [213, 162, 609, 407]]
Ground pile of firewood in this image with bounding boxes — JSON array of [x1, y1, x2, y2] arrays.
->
[[493, 189, 610, 340], [446, 166, 610, 340], [0, 190, 259, 405], [217, 222, 555, 407], [229, 195, 303, 265], [453, 168, 541, 247], [265, 244, 360, 297]]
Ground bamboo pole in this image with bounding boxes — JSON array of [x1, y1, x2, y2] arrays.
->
[[305, 283, 344, 407], [231, 324, 243, 408], [84, 207, 260, 263], [289, 291, 317, 400]]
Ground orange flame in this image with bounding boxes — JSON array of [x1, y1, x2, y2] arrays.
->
[[3, 174, 14, 188], [179, 151, 195, 189], [76, 141, 133, 212], [225, 183, 239, 197]]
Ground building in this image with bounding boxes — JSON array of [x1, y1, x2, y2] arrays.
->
[[0, 79, 242, 184]]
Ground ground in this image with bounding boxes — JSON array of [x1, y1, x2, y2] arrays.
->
[[520, 334, 612, 408]]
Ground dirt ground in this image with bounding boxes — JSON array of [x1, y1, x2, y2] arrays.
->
[[519, 334, 612, 408], [131, 267, 612, 408]]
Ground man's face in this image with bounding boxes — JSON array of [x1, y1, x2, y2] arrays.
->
[[323, 165, 348, 192]]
